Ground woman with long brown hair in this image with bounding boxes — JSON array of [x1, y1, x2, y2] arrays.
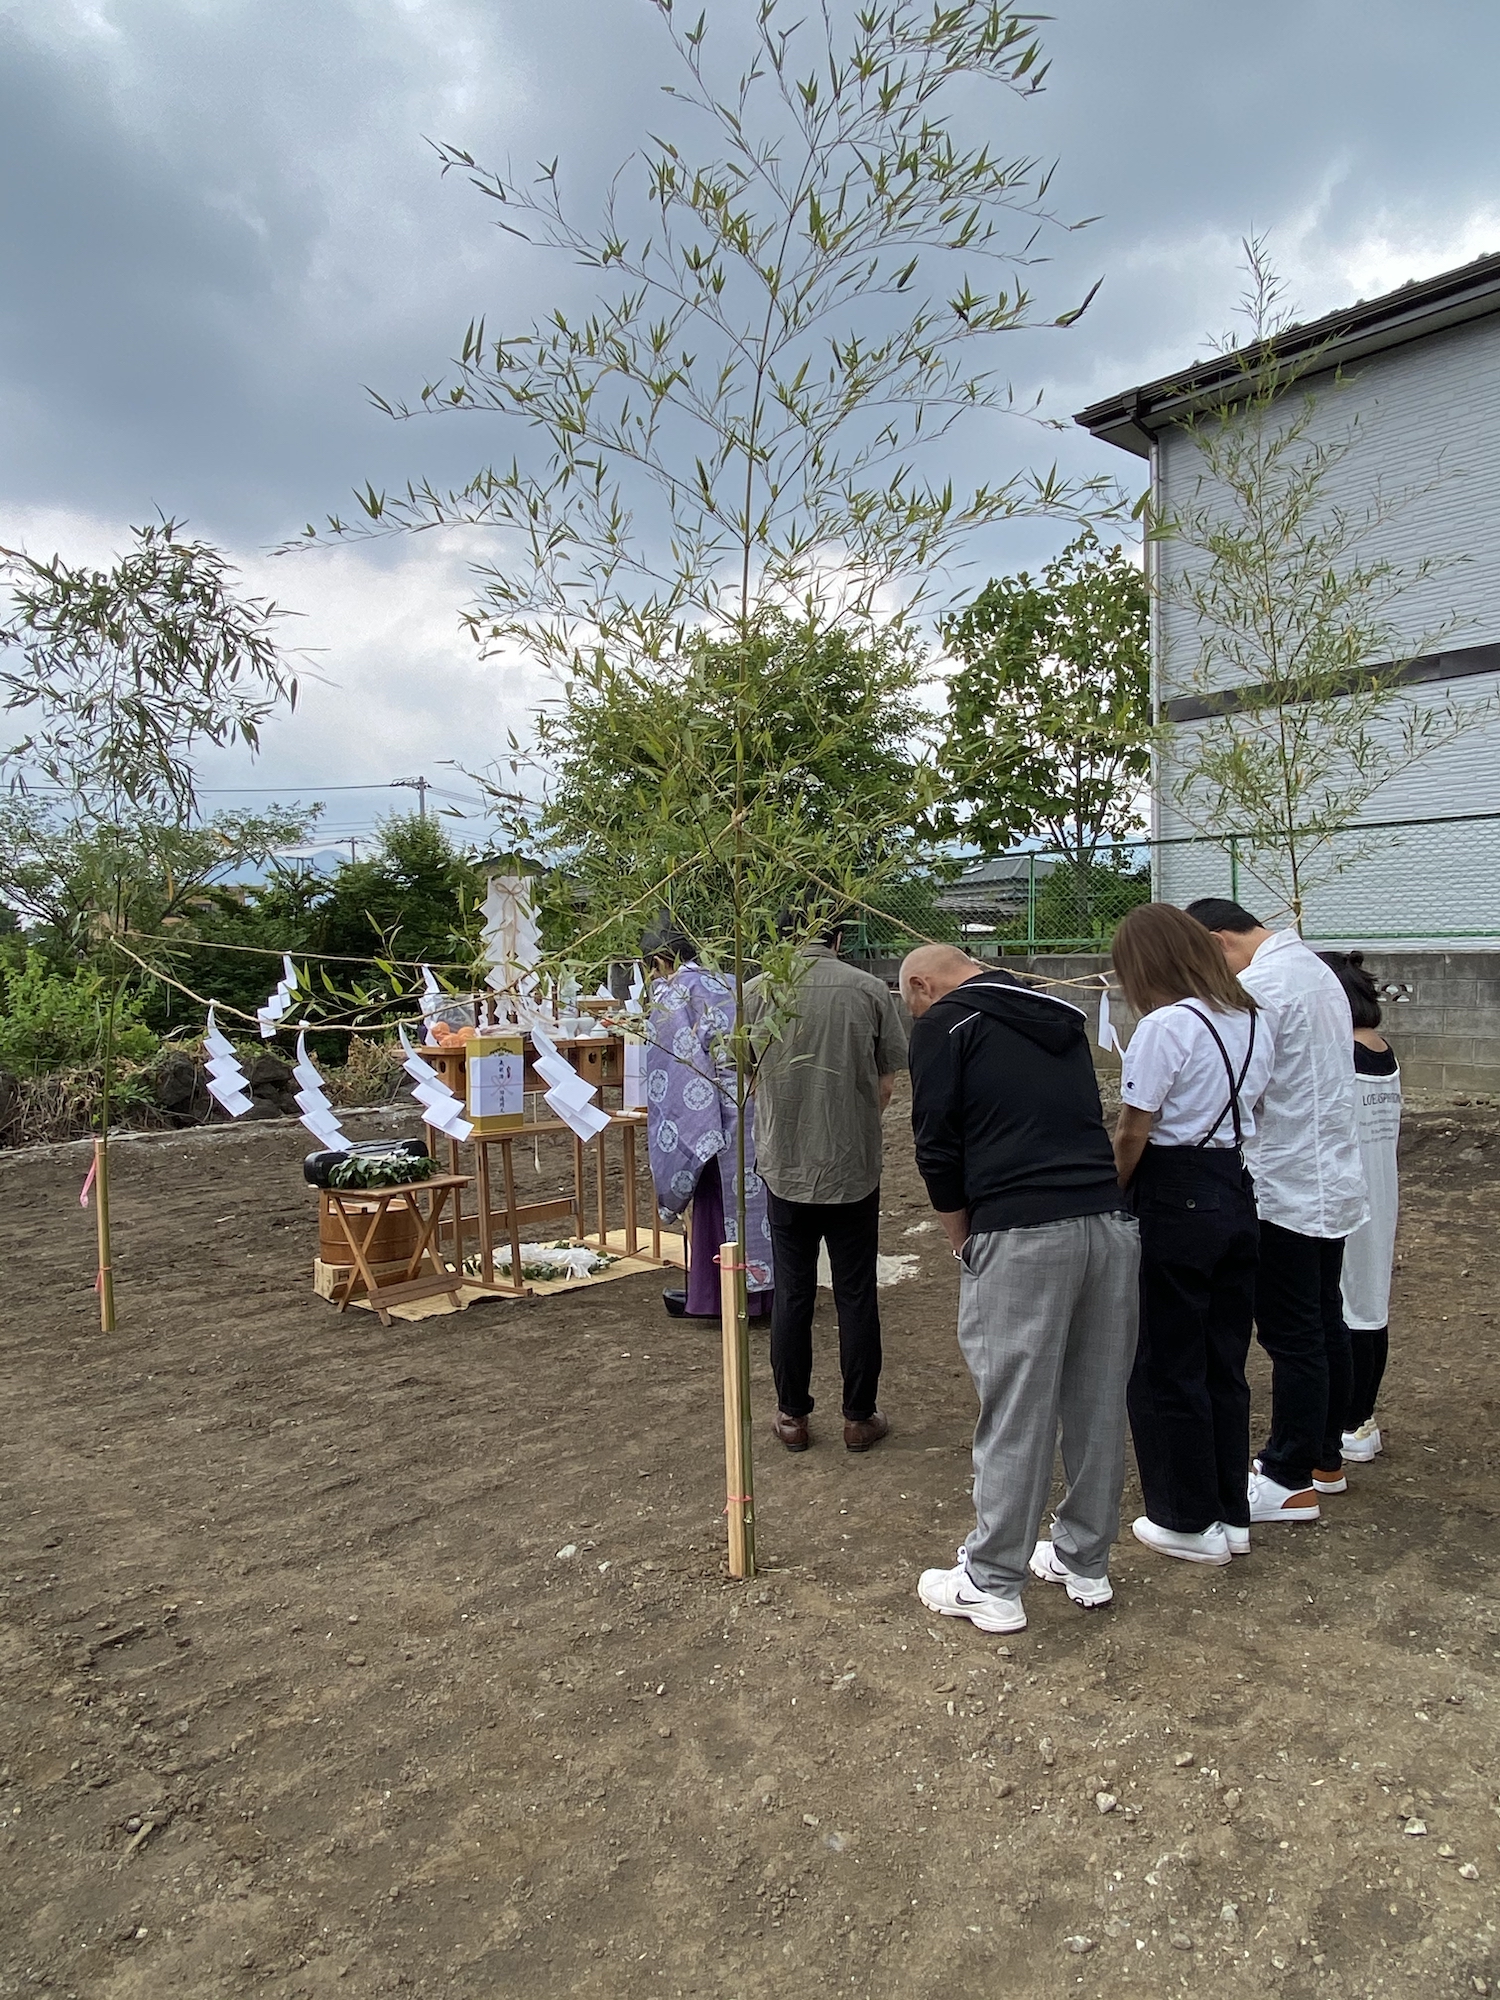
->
[[1111, 903, 1274, 1565]]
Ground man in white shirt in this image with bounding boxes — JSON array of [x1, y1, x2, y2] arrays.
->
[[1188, 900, 1368, 1525]]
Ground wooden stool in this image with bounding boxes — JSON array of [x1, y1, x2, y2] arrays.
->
[[323, 1173, 472, 1326]]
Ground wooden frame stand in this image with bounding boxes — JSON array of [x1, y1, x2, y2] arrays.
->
[[427, 1109, 678, 1297], [323, 1173, 471, 1326]]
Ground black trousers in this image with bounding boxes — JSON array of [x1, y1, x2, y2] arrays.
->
[[1254, 1220, 1349, 1490], [768, 1185, 882, 1422], [1345, 1324, 1389, 1431], [1127, 1146, 1259, 1535]]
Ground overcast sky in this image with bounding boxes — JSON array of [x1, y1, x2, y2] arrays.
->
[[4, 0, 1499, 841]]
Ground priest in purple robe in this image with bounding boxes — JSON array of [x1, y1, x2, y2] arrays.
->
[[643, 924, 773, 1319]]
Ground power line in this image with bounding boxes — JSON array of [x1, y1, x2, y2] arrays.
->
[[20, 779, 493, 811]]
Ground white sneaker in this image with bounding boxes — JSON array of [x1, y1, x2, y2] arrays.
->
[[1247, 1471, 1320, 1523], [917, 1554, 1027, 1634], [1342, 1421, 1382, 1462], [1219, 1523, 1251, 1556], [1028, 1538, 1114, 1607], [1312, 1465, 1347, 1494], [1131, 1517, 1231, 1566]]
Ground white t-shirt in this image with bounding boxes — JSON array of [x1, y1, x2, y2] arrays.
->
[[1238, 931, 1369, 1238], [1121, 1001, 1274, 1148]]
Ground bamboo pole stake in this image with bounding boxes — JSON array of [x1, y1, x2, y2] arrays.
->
[[719, 1241, 754, 1578], [93, 1136, 116, 1333]]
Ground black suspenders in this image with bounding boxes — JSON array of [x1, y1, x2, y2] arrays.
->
[[1180, 1005, 1257, 1150]]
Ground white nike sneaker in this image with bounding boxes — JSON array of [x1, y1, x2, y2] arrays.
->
[[1131, 1517, 1231, 1566], [1247, 1470, 1320, 1523], [917, 1553, 1027, 1634], [1341, 1421, 1382, 1462], [1219, 1523, 1251, 1556], [1028, 1538, 1114, 1606]]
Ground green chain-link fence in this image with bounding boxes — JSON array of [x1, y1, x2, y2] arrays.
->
[[841, 810, 1500, 964]]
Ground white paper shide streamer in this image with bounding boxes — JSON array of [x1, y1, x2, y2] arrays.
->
[[531, 1024, 610, 1142], [257, 954, 300, 1039], [292, 1032, 350, 1151], [621, 1036, 647, 1111], [480, 873, 542, 1011], [203, 1007, 254, 1118], [399, 1026, 474, 1142], [419, 964, 443, 1022], [1097, 979, 1125, 1056]]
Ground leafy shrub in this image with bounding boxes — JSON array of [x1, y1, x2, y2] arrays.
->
[[327, 1036, 408, 1107], [0, 1059, 167, 1146], [0, 951, 159, 1077]]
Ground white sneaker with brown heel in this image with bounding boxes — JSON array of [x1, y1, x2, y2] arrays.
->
[[1247, 1471, 1320, 1523]]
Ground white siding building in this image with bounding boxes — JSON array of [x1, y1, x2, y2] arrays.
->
[[1077, 254, 1500, 946]]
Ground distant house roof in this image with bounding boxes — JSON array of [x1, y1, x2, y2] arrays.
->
[[936, 853, 1060, 916], [945, 855, 1061, 886], [1074, 249, 1500, 458]]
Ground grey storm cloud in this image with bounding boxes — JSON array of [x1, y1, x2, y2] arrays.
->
[[6, 0, 1500, 544], [3, 0, 1500, 797]]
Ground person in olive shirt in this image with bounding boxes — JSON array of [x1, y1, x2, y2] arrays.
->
[[746, 926, 908, 1453]]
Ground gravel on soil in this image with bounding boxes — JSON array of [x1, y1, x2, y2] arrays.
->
[[1, 1086, 1497, 1999]]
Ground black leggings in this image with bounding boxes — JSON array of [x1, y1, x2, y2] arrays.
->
[[1346, 1324, 1389, 1430]]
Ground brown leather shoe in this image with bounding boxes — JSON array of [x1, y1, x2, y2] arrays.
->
[[844, 1411, 889, 1453], [772, 1410, 811, 1452]]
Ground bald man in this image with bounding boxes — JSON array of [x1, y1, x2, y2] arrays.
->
[[901, 947, 1140, 1635]]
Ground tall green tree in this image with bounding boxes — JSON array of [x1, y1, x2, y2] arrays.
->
[[0, 518, 300, 1329], [938, 531, 1150, 927], [521, 615, 936, 956], [299, 1, 1116, 1575], [305, 812, 485, 967], [1157, 240, 1486, 930], [0, 797, 314, 971]]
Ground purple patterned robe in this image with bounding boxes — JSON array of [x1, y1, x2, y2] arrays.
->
[[645, 963, 774, 1298]]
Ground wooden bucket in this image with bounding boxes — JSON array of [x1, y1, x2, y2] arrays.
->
[[317, 1191, 419, 1269]]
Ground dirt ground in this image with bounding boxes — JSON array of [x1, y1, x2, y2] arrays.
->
[[2, 1085, 1498, 2000]]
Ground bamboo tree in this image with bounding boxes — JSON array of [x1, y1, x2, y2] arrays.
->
[[0, 519, 300, 1328], [302, 0, 1119, 1571], [1156, 240, 1488, 930]]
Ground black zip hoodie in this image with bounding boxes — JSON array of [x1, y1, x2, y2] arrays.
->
[[909, 971, 1124, 1233]]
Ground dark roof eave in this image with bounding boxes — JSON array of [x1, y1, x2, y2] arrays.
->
[[1074, 249, 1500, 458]]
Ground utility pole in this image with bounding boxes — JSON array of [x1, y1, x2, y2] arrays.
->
[[394, 775, 430, 819]]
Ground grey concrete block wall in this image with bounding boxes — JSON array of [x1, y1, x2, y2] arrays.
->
[[1354, 950, 1500, 1096], [1018, 954, 1133, 1078], [1025, 947, 1500, 1099], [857, 945, 1500, 1097]]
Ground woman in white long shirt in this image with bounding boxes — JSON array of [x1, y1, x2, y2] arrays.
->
[[1111, 904, 1275, 1565], [1319, 952, 1401, 1466], [1187, 899, 1368, 1524]]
